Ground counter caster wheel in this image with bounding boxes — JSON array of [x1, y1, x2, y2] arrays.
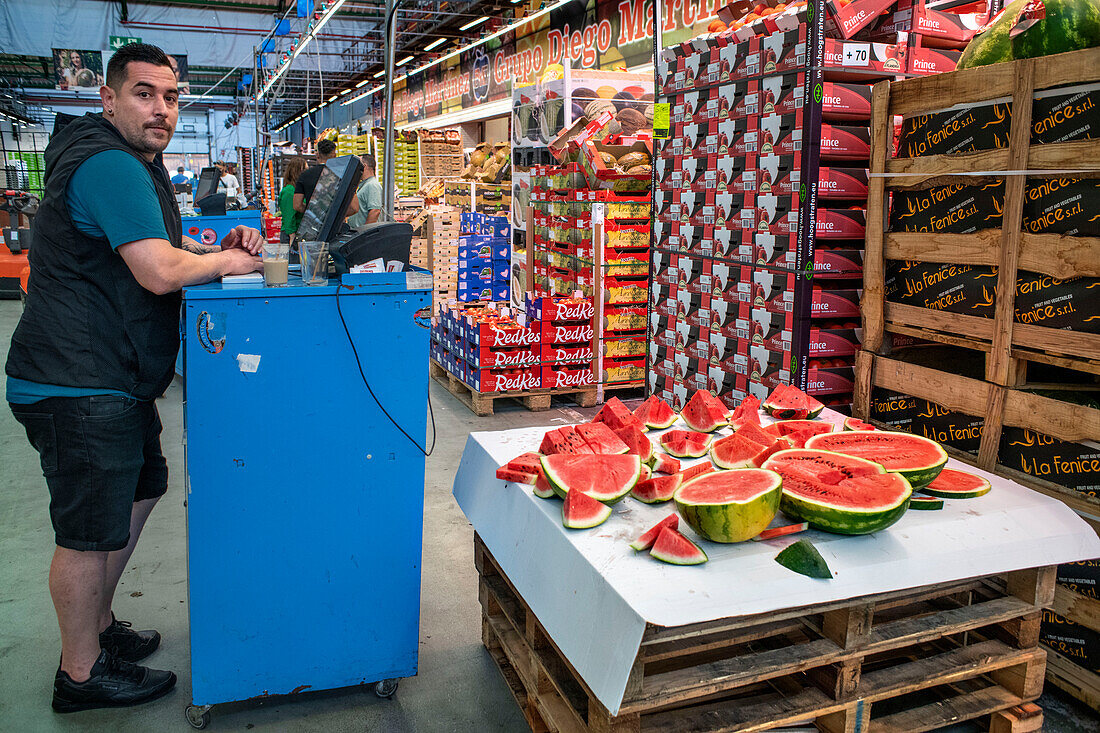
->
[[185, 704, 212, 729], [374, 678, 399, 699]]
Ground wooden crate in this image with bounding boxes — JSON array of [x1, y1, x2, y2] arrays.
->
[[862, 47, 1100, 385], [429, 359, 598, 416], [1044, 584, 1100, 711], [475, 534, 1051, 733]]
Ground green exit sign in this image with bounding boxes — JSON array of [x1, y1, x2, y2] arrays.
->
[[109, 36, 142, 50]]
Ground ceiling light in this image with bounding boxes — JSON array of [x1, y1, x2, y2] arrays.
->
[[373, 70, 386, 78], [355, 79, 369, 87], [423, 37, 447, 51], [339, 88, 352, 95], [396, 56, 414, 66], [327, 95, 337, 102], [460, 16, 489, 30], [257, 0, 349, 100]]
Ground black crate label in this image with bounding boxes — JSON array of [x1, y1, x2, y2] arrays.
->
[[999, 426, 1100, 496], [898, 102, 1011, 158], [1022, 177, 1100, 237], [890, 182, 1004, 233]]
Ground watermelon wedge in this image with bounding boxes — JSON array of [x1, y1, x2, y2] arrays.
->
[[679, 462, 716, 481], [575, 422, 630, 454], [539, 425, 591, 455], [629, 515, 679, 551], [660, 430, 713, 458], [593, 397, 645, 432], [909, 496, 945, 510], [532, 469, 557, 499], [844, 417, 876, 431], [730, 395, 762, 429], [775, 539, 832, 579], [920, 468, 992, 499], [804, 431, 948, 488], [541, 453, 642, 503], [562, 489, 612, 529], [674, 468, 783, 543], [751, 441, 788, 467], [634, 396, 678, 430], [650, 527, 708, 565], [495, 466, 538, 484], [681, 390, 728, 432], [763, 384, 825, 420], [751, 522, 809, 541], [650, 452, 681, 474], [767, 420, 834, 440], [614, 425, 654, 462], [505, 452, 543, 473], [640, 463, 652, 480], [736, 422, 781, 449], [711, 433, 768, 469], [631, 473, 683, 504]]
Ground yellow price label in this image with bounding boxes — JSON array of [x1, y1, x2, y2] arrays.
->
[[652, 103, 671, 139]]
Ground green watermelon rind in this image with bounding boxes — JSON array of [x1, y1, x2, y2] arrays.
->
[[920, 468, 993, 499], [957, 0, 1023, 69], [1011, 0, 1100, 62], [775, 539, 832, 579], [541, 454, 641, 504], [909, 496, 945, 510], [804, 431, 948, 489], [674, 469, 783, 543], [660, 431, 713, 458]]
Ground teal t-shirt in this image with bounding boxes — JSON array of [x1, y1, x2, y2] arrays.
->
[[346, 176, 383, 229], [6, 149, 169, 404]]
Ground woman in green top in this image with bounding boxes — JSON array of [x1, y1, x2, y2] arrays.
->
[[278, 157, 307, 246]]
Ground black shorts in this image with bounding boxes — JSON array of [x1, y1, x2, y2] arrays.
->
[[9, 395, 168, 552]]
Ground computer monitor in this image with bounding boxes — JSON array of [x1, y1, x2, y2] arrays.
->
[[296, 155, 363, 243], [195, 167, 220, 201]]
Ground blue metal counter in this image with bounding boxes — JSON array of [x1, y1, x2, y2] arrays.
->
[[181, 272, 431, 721], [181, 210, 263, 247]]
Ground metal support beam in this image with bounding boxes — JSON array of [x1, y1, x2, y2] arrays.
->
[[383, 0, 398, 218]]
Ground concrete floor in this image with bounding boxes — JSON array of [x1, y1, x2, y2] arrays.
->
[[1, 298, 1097, 732]]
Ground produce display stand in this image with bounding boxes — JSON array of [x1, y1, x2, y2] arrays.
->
[[452, 414, 1100, 732]]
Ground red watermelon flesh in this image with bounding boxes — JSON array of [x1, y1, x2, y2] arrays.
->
[[576, 422, 630, 454], [681, 390, 729, 432], [711, 433, 766, 469], [539, 425, 592, 455], [631, 473, 683, 504], [768, 420, 834, 438], [679, 462, 716, 481], [630, 514, 679, 551], [562, 489, 612, 529], [593, 397, 645, 432], [533, 469, 556, 499], [844, 417, 876, 431], [736, 422, 781, 449], [651, 453, 681, 474], [752, 441, 788, 467], [506, 452, 544, 473], [614, 425, 654, 462], [783, 428, 820, 449], [541, 453, 642, 503], [650, 527, 708, 565], [730, 395, 762, 429], [495, 466, 538, 484], [763, 384, 810, 419], [660, 430, 713, 458], [634, 396, 677, 429]]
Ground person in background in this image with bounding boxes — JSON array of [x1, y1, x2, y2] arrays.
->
[[215, 161, 241, 200], [347, 153, 383, 229], [278, 157, 307, 248], [169, 166, 188, 186], [292, 139, 334, 213]]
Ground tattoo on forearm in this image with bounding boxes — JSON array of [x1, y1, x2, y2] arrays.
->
[[182, 241, 221, 255]]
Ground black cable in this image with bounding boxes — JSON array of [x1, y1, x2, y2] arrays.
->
[[335, 282, 436, 456]]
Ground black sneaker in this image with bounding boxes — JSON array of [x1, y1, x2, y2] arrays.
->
[[52, 649, 176, 713], [99, 615, 160, 662]]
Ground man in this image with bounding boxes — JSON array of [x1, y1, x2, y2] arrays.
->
[[292, 138, 336, 214], [5, 43, 261, 713], [347, 153, 383, 229], [216, 160, 241, 200], [170, 166, 188, 185]]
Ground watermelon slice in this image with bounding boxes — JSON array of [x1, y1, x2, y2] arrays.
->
[[767, 420, 834, 438], [751, 441, 788, 467], [680, 390, 728, 432], [640, 463, 652, 480], [843, 417, 876, 431], [909, 496, 945, 510], [711, 433, 768, 469], [660, 430, 713, 458], [562, 489, 612, 529], [763, 384, 825, 420], [506, 452, 543, 473], [805, 431, 948, 489], [575, 422, 630, 454], [650, 453, 681, 474], [495, 466, 538, 484], [539, 425, 592, 455], [921, 468, 992, 499], [629, 515, 679, 551], [650, 527, 708, 565], [729, 395, 762, 429], [593, 397, 645, 432], [540, 453, 642, 503], [775, 539, 832, 579], [736, 422, 780, 449], [679, 462, 716, 481], [614, 425, 654, 462], [532, 469, 557, 499], [634, 396, 678, 430], [674, 468, 783, 542], [631, 473, 683, 504], [751, 522, 809, 541]]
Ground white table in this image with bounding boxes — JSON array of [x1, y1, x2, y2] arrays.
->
[[452, 411, 1100, 715]]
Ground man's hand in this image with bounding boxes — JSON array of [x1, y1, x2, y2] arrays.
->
[[221, 247, 262, 275], [220, 225, 264, 254]]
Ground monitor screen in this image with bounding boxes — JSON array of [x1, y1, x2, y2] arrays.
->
[[297, 156, 363, 243], [196, 167, 219, 200]]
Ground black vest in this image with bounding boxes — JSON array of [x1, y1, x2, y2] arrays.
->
[[6, 113, 183, 400]]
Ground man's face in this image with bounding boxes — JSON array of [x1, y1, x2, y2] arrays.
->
[[100, 62, 179, 160], [70, 51, 83, 69]]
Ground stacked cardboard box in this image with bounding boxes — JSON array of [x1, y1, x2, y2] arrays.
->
[[458, 212, 511, 302]]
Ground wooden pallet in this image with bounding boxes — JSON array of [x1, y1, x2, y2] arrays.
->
[[863, 47, 1100, 384], [475, 534, 1051, 733], [430, 359, 600, 416]]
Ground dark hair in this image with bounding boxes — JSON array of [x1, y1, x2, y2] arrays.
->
[[106, 43, 173, 90], [361, 153, 376, 171], [283, 156, 308, 186], [177, 166, 184, 172], [317, 139, 337, 156]]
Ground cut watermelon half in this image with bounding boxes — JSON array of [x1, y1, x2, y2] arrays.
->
[[805, 431, 948, 489], [562, 489, 612, 529], [634, 396, 678, 430], [575, 422, 630, 454], [631, 473, 683, 504], [629, 515, 679, 551], [730, 394, 762, 429], [660, 430, 713, 458], [650, 452, 681, 474], [920, 468, 992, 499], [711, 433, 768, 469], [844, 417, 876, 431], [674, 468, 783, 542], [593, 397, 645, 432], [650, 526, 708, 565], [495, 466, 538, 484], [681, 389, 728, 432], [540, 453, 642, 503], [614, 425, 654, 462]]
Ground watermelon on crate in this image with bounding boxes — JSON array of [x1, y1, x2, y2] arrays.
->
[[730, 394, 762, 429], [843, 418, 876, 431], [674, 468, 784, 543], [634, 396, 678, 430], [650, 452, 681, 474], [575, 422, 630, 454], [763, 449, 912, 535], [495, 466, 538, 484], [540, 453, 642, 503], [711, 433, 769, 469], [650, 527, 708, 565], [562, 489, 613, 529], [957, 0, 1023, 68], [681, 390, 729, 432], [763, 384, 824, 420], [614, 425, 654, 462], [921, 468, 992, 499], [629, 515, 679, 551], [775, 539, 833, 579], [805, 431, 948, 488], [660, 430, 714, 458], [593, 397, 645, 432], [632, 473, 683, 504]]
